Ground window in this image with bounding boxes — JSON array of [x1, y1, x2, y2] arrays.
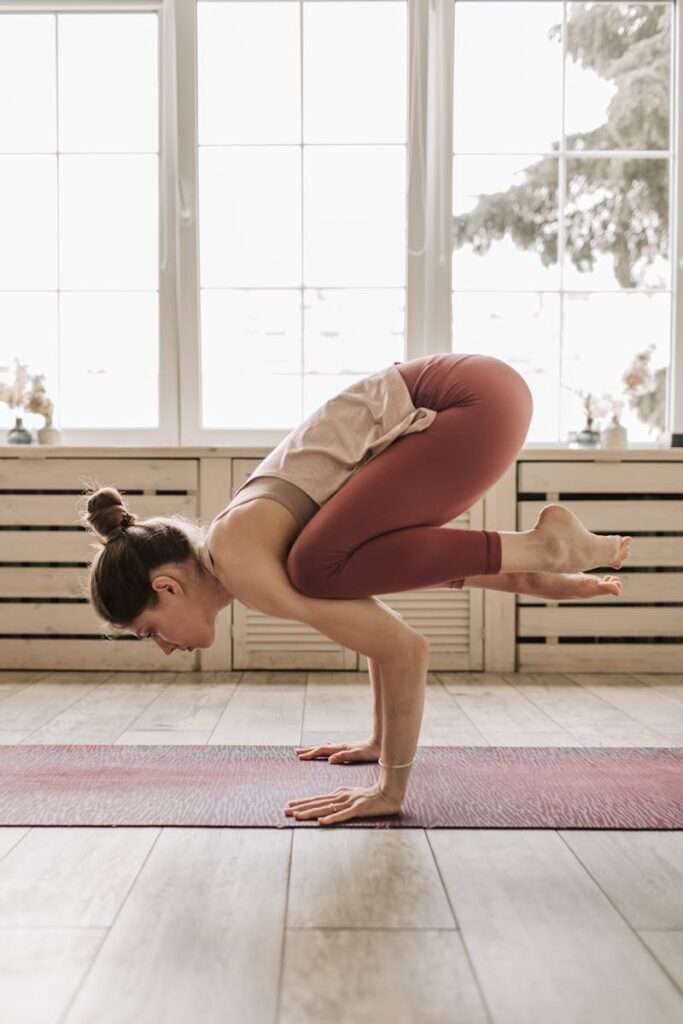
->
[[451, 1, 674, 444], [0, 0, 679, 446], [0, 7, 165, 443], [195, 0, 408, 440]]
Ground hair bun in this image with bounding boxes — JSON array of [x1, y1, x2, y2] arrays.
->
[[82, 486, 136, 542]]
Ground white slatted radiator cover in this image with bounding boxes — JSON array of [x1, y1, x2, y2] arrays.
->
[[0, 456, 199, 671], [516, 458, 683, 673], [231, 459, 484, 671]]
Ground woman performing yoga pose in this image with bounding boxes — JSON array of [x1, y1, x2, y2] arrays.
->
[[82, 353, 632, 825]]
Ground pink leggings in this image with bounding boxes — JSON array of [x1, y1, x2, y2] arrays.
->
[[286, 352, 533, 599]]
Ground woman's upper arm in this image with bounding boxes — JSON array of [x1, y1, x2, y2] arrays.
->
[[229, 556, 427, 665]]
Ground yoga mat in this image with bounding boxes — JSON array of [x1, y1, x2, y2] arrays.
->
[[1, 745, 682, 829]]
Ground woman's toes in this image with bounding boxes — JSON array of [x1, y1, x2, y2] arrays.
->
[[598, 576, 622, 595]]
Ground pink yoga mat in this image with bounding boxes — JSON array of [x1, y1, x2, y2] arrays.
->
[[0, 745, 679, 831], [1, 745, 682, 828]]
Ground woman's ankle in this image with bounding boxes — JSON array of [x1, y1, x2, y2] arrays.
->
[[498, 529, 555, 573]]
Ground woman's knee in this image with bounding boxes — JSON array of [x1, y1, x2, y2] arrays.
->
[[478, 356, 533, 429], [286, 541, 330, 599]]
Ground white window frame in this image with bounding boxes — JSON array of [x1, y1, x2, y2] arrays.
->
[[0, 0, 179, 445], [2, 0, 681, 446], [672, 0, 683, 443]]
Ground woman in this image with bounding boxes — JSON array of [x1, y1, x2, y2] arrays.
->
[[81, 353, 632, 825]]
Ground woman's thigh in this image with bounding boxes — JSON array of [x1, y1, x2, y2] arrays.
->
[[286, 352, 532, 583]]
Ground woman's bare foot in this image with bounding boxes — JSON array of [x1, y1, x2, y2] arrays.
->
[[533, 503, 632, 573], [523, 570, 623, 601], [464, 569, 624, 599]]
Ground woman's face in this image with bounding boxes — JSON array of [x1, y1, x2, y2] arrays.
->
[[130, 565, 217, 655]]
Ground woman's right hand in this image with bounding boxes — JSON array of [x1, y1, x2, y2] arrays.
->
[[295, 740, 381, 764]]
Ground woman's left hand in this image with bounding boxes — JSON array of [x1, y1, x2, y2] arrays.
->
[[284, 784, 402, 825]]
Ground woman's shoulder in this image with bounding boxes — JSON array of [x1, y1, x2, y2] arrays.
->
[[205, 507, 303, 618]]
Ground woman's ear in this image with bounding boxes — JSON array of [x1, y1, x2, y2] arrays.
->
[[151, 574, 182, 596]]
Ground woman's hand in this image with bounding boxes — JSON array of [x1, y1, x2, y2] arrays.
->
[[284, 783, 402, 825], [295, 739, 381, 764]]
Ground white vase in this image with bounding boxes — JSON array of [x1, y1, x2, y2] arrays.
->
[[37, 424, 62, 445], [600, 421, 628, 449]]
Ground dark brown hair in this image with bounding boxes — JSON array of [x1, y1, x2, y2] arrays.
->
[[79, 485, 209, 630]]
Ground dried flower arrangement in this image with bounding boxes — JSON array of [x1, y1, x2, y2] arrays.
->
[[0, 358, 55, 427], [622, 344, 667, 436]]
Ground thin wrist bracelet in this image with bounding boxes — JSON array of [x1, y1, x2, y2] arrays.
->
[[378, 757, 414, 768]]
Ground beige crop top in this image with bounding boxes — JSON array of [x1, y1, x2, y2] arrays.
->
[[207, 361, 437, 542]]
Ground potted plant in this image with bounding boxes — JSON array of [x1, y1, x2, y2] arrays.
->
[[0, 358, 61, 445], [574, 390, 601, 447], [25, 373, 60, 445]]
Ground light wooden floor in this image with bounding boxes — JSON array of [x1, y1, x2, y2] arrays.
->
[[1, 668, 683, 1024]]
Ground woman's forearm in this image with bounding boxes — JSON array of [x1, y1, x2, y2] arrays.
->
[[377, 645, 429, 802], [367, 657, 383, 743]]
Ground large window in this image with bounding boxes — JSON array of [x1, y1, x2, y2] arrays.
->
[[0, 8, 162, 443], [0, 0, 678, 446], [452, 1, 674, 443], [197, 0, 407, 433]]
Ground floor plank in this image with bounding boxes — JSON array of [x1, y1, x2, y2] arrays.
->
[[288, 829, 455, 929], [63, 829, 290, 1024], [1, 928, 107, 1024], [279, 930, 490, 1024], [566, 674, 683, 740], [437, 672, 577, 744], [428, 829, 683, 1024], [639, 932, 683, 993], [559, 831, 683, 930], [23, 678, 170, 744], [208, 680, 306, 744], [0, 827, 158, 927]]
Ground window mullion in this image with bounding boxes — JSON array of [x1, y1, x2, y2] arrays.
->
[[405, 0, 454, 359], [172, 0, 201, 446], [671, 0, 683, 444]]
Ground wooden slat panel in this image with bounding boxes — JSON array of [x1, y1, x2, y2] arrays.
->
[[0, 531, 96, 562], [233, 609, 357, 671], [197, 457, 232, 672], [517, 644, 683, 673], [623, 539, 683, 568], [519, 571, 683, 604], [0, 494, 196, 526], [518, 500, 683, 534], [518, 606, 683, 638], [0, 458, 197, 491], [0, 603, 120, 635], [0, 567, 88, 598], [518, 461, 683, 494], [484, 463, 517, 674], [0, 638, 193, 671]]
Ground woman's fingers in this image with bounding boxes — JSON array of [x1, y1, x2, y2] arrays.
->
[[285, 795, 348, 812], [295, 744, 345, 759], [290, 800, 353, 820], [294, 741, 381, 763], [285, 788, 348, 812]]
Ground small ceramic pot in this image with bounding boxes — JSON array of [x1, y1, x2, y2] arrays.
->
[[575, 427, 600, 447], [37, 424, 62, 445], [601, 422, 628, 449], [7, 416, 33, 444]]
